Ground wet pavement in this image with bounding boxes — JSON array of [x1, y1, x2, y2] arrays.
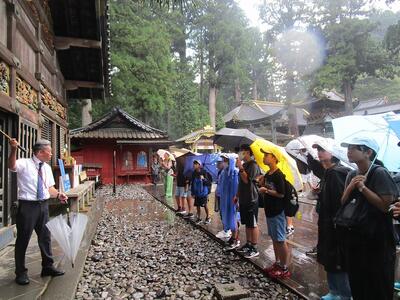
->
[[144, 184, 400, 300], [0, 232, 63, 300], [76, 185, 301, 299]]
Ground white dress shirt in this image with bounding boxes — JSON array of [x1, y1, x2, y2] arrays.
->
[[12, 155, 55, 200]]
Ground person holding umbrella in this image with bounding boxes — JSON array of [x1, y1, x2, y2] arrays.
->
[[339, 136, 398, 300], [8, 138, 68, 285]]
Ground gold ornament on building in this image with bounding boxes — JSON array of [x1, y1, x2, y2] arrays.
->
[[0, 61, 10, 96], [40, 84, 66, 119], [16, 76, 38, 110]]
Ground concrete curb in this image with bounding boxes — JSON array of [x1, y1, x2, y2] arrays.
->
[[147, 190, 309, 300], [38, 197, 105, 300]]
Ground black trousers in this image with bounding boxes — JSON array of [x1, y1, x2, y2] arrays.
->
[[15, 200, 54, 275], [343, 234, 395, 300]]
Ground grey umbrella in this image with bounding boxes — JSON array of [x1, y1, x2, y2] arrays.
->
[[213, 128, 261, 151]]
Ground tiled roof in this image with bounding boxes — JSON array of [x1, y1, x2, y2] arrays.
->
[[223, 100, 285, 123], [176, 126, 215, 144], [353, 98, 388, 111], [70, 107, 168, 140]]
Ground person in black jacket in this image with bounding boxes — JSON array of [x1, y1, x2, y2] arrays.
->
[[340, 136, 398, 300], [311, 142, 352, 300]]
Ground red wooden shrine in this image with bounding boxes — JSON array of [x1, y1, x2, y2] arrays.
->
[[71, 107, 171, 184]]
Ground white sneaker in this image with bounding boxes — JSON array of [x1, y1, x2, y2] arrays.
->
[[216, 230, 232, 240]]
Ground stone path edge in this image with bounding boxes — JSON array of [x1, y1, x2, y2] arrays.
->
[[145, 189, 309, 300], [39, 197, 106, 300]]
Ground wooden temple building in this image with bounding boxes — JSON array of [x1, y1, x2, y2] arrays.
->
[[223, 100, 305, 145], [224, 91, 400, 143], [0, 0, 110, 243], [70, 107, 171, 184], [175, 125, 217, 153]]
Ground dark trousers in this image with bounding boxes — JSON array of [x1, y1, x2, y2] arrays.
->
[[344, 236, 395, 300], [15, 200, 54, 275]]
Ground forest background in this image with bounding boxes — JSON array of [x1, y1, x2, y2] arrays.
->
[[68, 0, 400, 139]]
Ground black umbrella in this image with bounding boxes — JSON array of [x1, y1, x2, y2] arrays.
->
[[213, 128, 261, 151]]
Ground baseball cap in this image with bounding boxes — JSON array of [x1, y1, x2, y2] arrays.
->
[[260, 147, 280, 162], [340, 136, 380, 154], [220, 154, 229, 160], [193, 159, 202, 166], [312, 139, 333, 152]]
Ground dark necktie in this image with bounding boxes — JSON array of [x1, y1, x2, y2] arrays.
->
[[37, 162, 44, 200]]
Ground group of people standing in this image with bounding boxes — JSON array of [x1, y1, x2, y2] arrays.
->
[[162, 135, 400, 300]]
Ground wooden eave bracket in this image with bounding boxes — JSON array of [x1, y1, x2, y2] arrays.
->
[[54, 37, 102, 50], [65, 80, 104, 91]]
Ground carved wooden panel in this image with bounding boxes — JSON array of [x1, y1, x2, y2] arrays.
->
[[18, 2, 36, 37], [16, 76, 38, 110], [15, 31, 36, 75], [40, 83, 66, 120], [0, 0, 7, 46], [0, 61, 10, 96], [26, 1, 53, 49]]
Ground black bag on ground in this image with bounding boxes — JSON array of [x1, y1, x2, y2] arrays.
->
[[334, 166, 378, 231], [283, 180, 299, 217]]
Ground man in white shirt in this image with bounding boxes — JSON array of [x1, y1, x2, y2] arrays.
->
[[8, 138, 68, 285]]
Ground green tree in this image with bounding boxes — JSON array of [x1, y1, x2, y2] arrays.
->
[[169, 64, 210, 139], [107, 1, 175, 126], [192, 0, 251, 128], [312, 19, 392, 114]]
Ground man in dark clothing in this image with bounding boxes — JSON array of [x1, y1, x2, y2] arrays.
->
[[191, 160, 212, 225], [311, 142, 352, 300], [236, 144, 261, 259], [175, 157, 188, 215]]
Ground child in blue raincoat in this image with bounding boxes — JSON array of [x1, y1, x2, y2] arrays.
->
[[219, 154, 241, 251]]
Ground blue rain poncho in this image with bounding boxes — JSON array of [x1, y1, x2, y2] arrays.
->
[[219, 157, 239, 231]]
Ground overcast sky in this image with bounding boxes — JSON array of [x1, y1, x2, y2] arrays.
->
[[237, 0, 400, 31]]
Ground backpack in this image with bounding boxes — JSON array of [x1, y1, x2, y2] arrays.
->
[[192, 174, 209, 198], [283, 180, 299, 217]]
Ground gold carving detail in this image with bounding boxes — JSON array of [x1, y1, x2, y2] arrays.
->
[[27, 1, 54, 48], [16, 76, 38, 110], [0, 61, 10, 96], [40, 84, 66, 120]]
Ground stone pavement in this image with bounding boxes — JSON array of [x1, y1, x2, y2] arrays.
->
[[0, 196, 103, 300], [144, 184, 400, 300], [0, 232, 63, 300]]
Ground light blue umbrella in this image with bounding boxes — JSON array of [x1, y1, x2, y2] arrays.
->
[[332, 112, 400, 172]]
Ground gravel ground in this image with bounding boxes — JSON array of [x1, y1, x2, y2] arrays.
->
[[75, 185, 300, 300]]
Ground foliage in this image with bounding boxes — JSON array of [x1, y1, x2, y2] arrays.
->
[[169, 64, 209, 138], [109, 2, 175, 126], [353, 76, 400, 101], [310, 18, 393, 111]]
